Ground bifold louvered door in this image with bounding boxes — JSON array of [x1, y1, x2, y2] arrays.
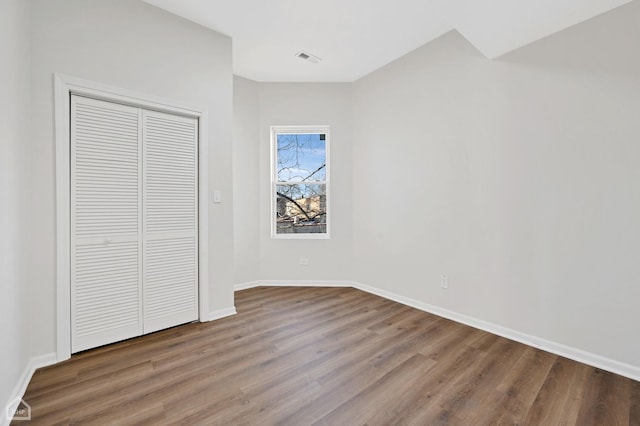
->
[[143, 110, 199, 334], [71, 95, 198, 353]]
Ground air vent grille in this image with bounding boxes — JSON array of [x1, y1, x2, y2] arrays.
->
[[295, 50, 321, 64]]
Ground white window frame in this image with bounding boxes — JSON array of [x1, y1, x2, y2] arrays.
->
[[270, 125, 330, 240]]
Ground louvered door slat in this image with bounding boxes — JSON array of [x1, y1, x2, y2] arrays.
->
[[146, 238, 197, 319], [143, 110, 198, 333], [71, 96, 143, 353]]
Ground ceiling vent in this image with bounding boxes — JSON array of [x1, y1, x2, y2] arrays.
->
[[295, 50, 321, 64]]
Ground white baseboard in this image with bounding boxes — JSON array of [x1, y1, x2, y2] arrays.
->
[[208, 306, 237, 322], [234, 281, 262, 291], [3, 352, 57, 426], [233, 279, 640, 382], [234, 280, 355, 291]]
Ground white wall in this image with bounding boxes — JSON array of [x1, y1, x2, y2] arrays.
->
[[0, 0, 31, 412], [233, 76, 260, 284], [233, 82, 353, 284], [28, 0, 234, 359], [352, 2, 640, 369], [256, 83, 354, 281]]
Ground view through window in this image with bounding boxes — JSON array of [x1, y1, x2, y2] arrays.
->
[[271, 126, 329, 238]]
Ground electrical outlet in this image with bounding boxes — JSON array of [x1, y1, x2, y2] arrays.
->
[[440, 275, 449, 289], [299, 258, 309, 266]]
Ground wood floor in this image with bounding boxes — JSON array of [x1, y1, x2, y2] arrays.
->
[[17, 286, 640, 425]]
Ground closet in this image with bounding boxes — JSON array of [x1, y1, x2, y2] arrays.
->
[[70, 95, 199, 353]]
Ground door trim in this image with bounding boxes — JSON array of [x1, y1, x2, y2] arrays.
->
[[54, 74, 210, 361]]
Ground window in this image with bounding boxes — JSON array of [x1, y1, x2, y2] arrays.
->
[[271, 126, 330, 239]]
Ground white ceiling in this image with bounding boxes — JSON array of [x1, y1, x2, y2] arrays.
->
[[143, 0, 632, 82]]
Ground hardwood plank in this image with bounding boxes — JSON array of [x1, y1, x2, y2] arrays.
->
[[576, 367, 631, 425], [313, 353, 438, 426], [474, 346, 556, 425], [14, 286, 640, 425], [276, 329, 432, 424], [525, 359, 590, 425], [630, 379, 640, 426], [360, 329, 492, 425]]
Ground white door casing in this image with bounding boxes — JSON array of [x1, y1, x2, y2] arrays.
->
[[56, 75, 209, 360]]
